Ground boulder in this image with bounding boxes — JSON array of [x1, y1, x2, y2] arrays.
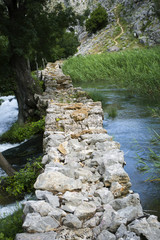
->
[[23, 200, 54, 216], [34, 171, 82, 193], [128, 215, 160, 240], [35, 190, 60, 208], [62, 214, 82, 228], [94, 188, 114, 204], [97, 230, 116, 240], [74, 201, 96, 220], [23, 213, 60, 233]]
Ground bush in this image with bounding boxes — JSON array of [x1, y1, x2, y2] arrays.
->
[[154, 0, 160, 18], [1, 156, 43, 197], [0, 208, 23, 240], [0, 117, 45, 143], [85, 4, 108, 33]]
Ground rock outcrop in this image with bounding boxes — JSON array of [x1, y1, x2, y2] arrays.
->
[[48, 0, 160, 54], [15, 62, 160, 240]]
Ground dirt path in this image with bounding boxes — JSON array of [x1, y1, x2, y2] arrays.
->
[[113, 10, 124, 46]]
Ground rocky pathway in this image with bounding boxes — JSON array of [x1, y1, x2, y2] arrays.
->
[[113, 17, 124, 46], [15, 62, 160, 240]]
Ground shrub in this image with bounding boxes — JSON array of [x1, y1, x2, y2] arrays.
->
[[0, 117, 45, 143], [0, 207, 23, 240], [1, 156, 43, 197], [154, 0, 160, 18], [85, 4, 108, 33]]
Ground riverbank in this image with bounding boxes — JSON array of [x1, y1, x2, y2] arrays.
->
[[16, 62, 160, 240], [63, 46, 160, 101]]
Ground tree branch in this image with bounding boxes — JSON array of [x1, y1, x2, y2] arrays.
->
[[0, 152, 16, 176]]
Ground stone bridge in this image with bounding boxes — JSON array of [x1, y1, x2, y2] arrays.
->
[[15, 62, 160, 240]]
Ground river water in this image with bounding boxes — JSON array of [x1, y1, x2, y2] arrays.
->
[[0, 96, 27, 218], [79, 83, 160, 219], [0, 96, 19, 176]]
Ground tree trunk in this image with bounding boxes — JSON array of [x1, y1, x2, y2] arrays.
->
[[0, 152, 16, 176], [11, 55, 41, 124]]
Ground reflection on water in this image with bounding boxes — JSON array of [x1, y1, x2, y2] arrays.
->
[[79, 83, 160, 219]]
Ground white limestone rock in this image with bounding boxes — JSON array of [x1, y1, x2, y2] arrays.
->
[[62, 214, 82, 228], [23, 200, 54, 217], [94, 188, 114, 204], [23, 213, 60, 233], [128, 215, 160, 240], [35, 190, 60, 208], [97, 230, 116, 240], [74, 201, 96, 220], [34, 171, 82, 193]]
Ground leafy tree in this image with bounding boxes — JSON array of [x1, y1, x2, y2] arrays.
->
[[85, 4, 108, 34], [154, 0, 160, 18], [0, 1, 79, 124]]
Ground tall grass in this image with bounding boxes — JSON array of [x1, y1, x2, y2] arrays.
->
[[62, 47, 160, 101]]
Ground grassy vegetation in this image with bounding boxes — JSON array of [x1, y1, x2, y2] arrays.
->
[[0, 117, 45, 143], [0, 207, 23, 240], [137, 131, 160, 182], [63, 46, 160, 101]]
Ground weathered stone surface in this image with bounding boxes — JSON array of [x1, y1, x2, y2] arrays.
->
[[74, 168, 93, 182], [94, 188, 114, 204], [101, 204, 127, 233], [62, 214, 82, 228], [15, 232, 57, 240], [97, 230, 116, 240], [23, 200, 54, 217], [128, 215, 160, 240], [83, 215, 100, 228], [71, 108, 88, 121], [23, 213, 60, 233], [110, 182, 124, 198], [35, 190, 60, 208], [62, 191, 88, 205], [57, 141, 68, 155], [103, 164, 130, 188], [110, 193, 143, 211], [48, 207, 66, 220], [74, 201, 96, 220], [116, 223, 141, 240], [34, 171, 82, 193]]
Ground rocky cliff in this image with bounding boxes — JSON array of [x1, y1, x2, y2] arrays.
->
[[49, 0, 160, 54]]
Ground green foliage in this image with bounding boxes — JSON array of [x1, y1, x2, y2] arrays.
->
[[106, 105, 118, 118], [62, 46, 160, 102], [154, 0, 160, 18], [85, 4, 108, 33], [0, 36, 15, 95], [0, 117, 45, 143], [31, 71, 44, 93], [1, 157, 43, 197], [76, 8, 90, 26], [136, 131, 160, 182], [50, 32, 79, 61], [148, 107, 160, 118], [29, 4, 79, 68], [87, 90, 106, 106], [0, 1, 79, 93], [0, 207, 23, 239]]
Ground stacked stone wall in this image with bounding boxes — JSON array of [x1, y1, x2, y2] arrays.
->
[[15, 62, 160, 240]]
